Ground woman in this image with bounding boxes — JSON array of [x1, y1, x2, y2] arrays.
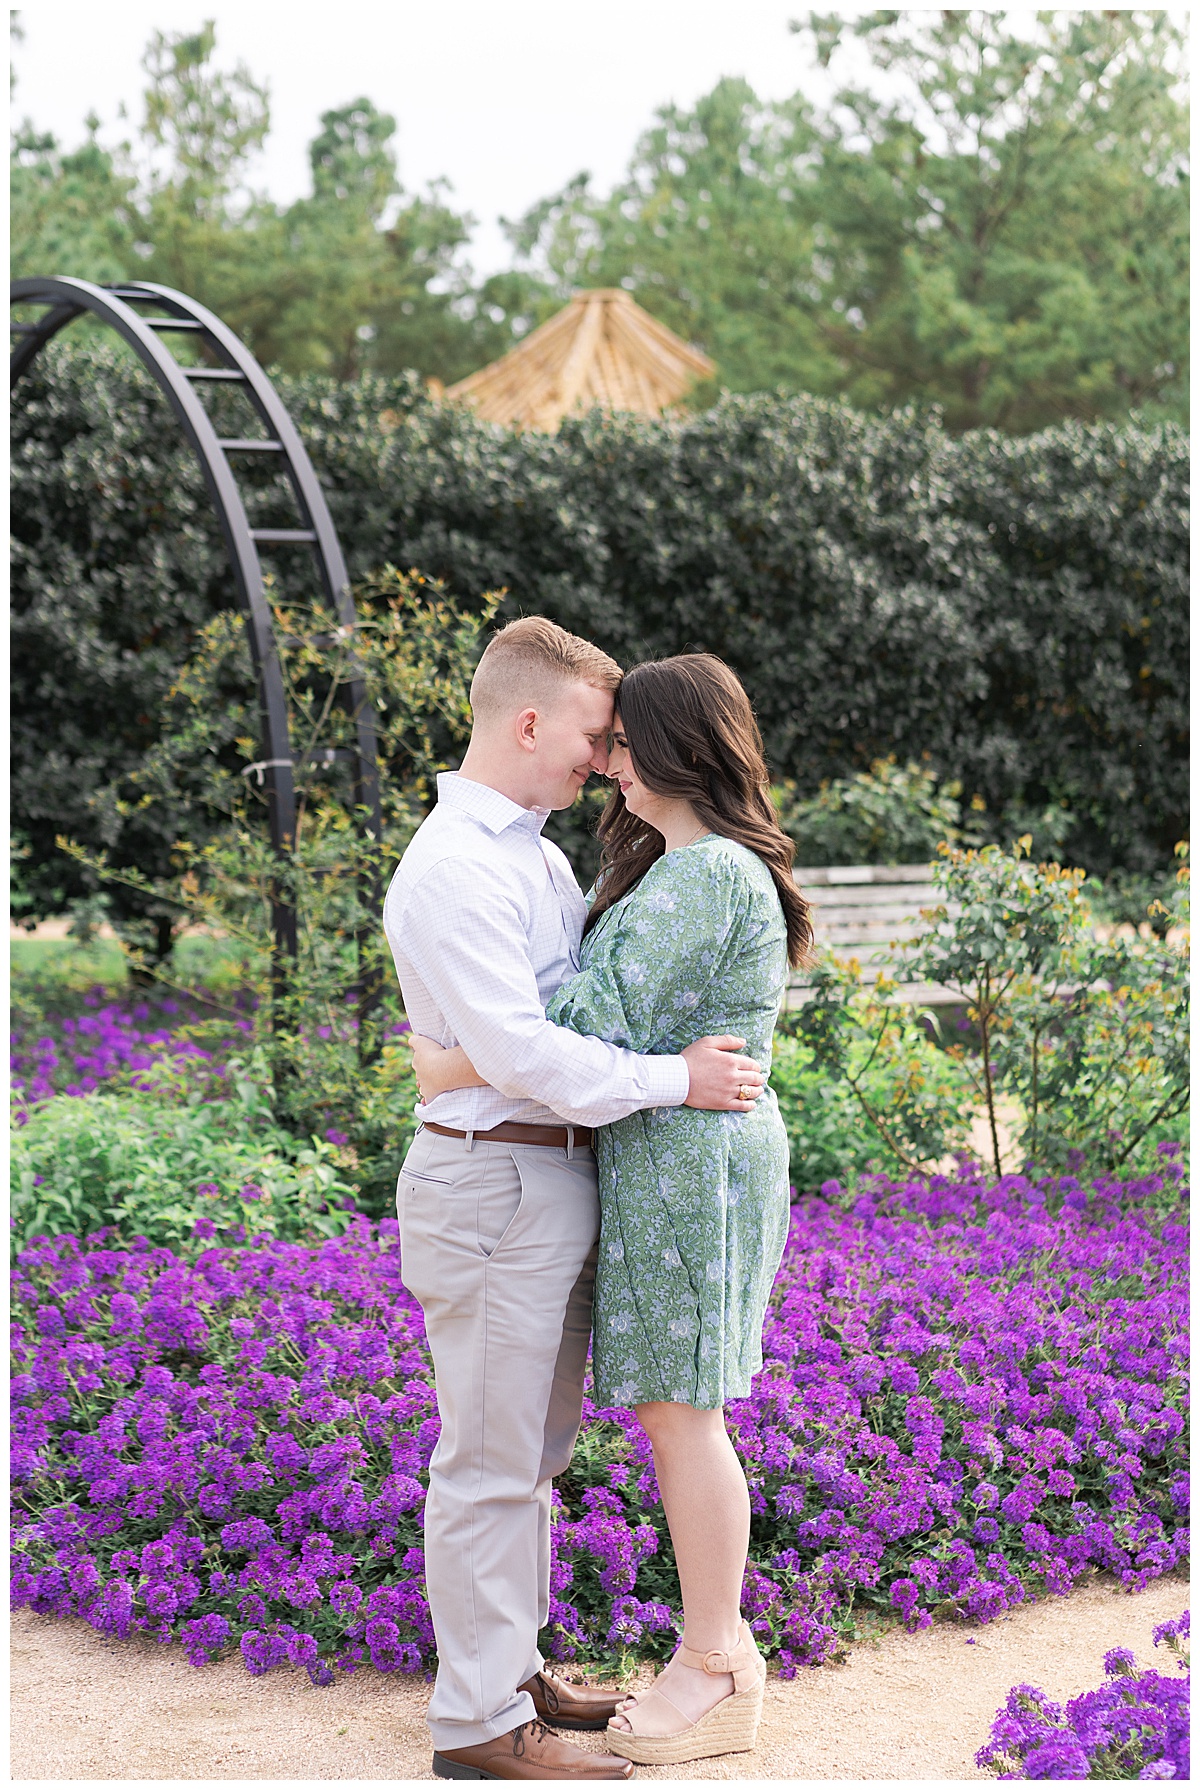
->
[[409, 653, 812, 1765]]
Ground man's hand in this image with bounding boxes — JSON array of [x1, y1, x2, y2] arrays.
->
[[406, 1033, 489, 1100], [681, 1035, 766, 1112]]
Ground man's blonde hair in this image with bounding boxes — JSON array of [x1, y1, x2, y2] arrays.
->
[[470, 616, 622, 723]]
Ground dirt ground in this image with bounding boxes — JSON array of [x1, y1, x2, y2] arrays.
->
[[10, 1570, 1187, 1782]]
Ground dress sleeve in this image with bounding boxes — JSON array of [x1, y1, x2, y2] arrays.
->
[[389, 856, 689, 1123], [549, 849, 751, 1053]]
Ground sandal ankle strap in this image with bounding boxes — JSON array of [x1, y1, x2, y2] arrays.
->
[[676, 1622, 761, 1692]]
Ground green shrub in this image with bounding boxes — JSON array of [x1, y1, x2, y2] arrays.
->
[[10, 1064, 359, 1253], [993, 862, 1190, 1179], [775, 757, 972, 865], [771, 1013, 976, 1189], [796, 841, 1190, 1181], [12, 345, 1187, 910], [911, 842, 1189, 1178], [1084, 865, 1185, 939]]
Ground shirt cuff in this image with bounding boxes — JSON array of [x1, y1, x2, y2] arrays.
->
[[644, 1054, 690, 1109]]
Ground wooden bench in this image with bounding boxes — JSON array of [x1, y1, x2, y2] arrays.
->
[[785, 864, 959, 1007]]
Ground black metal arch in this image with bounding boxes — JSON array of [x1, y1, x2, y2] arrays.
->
[[10, 277, 384, 963]]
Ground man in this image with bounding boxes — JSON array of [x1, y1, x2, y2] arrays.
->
[[384, 616, 766, 1782]]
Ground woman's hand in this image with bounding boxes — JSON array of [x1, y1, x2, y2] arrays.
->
[[408, 1034, 489, 1102]]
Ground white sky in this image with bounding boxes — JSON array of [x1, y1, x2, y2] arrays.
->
[[10, 5, 1189, 278], [10, 0, 886, 276]]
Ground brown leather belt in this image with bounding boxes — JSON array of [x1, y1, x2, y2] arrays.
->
[[422, 1119, 594, 1151]]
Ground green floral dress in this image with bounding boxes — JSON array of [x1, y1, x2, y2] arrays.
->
[[546, 834, 792, 1410]]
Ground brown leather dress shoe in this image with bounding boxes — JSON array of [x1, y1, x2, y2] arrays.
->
[[519, 1669, 623, 1731], [433, 1719, 634, 1780]]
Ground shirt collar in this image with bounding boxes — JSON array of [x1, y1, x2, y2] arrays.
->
[[436, 771, 550, 837]]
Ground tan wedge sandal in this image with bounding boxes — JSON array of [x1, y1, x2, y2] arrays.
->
[[605, 1621, 766, 1765]]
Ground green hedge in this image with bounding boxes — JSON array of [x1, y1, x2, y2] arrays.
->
[[12, 344, 1187, 915]]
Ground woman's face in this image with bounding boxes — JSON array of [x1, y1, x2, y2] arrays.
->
[[606, 712, 655, 821]]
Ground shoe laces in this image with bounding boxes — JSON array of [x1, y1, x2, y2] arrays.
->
[[535, 1673, 562, 1715], [512, 1720, 554, 1758]]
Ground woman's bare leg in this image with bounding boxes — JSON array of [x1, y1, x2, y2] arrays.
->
[[610, 1400, 750, 1733]]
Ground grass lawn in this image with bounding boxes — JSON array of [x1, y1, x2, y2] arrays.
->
[[10, 935, 252, 996]]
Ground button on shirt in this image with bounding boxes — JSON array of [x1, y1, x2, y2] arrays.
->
[[384, 773, 691, 1130]]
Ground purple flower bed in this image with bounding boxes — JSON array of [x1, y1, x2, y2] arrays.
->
[[977, 1611, 1189, 1779], [10, 1161, 1187, 1682], [10, 988, 245, 1111]]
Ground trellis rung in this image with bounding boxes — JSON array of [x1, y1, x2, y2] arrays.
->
[[11, 273, 384, 984]]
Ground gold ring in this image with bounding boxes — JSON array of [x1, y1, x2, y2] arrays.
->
[[738, 1084, 752, 1101]]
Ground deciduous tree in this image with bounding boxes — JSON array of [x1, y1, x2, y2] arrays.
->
[[10, 23, 521, 383], [509, 11, 1188, 427]]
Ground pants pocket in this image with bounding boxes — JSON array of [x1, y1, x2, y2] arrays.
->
[[476, 1159, 524, 1258]]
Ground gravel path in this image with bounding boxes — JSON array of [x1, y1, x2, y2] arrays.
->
[[11, 1571, 1187, 1781]]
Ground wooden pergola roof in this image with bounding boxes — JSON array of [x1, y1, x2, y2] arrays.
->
[[444, 288, 715, 431]]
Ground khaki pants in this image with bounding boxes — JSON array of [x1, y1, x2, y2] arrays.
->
[[397, 1127, 600, 1752]]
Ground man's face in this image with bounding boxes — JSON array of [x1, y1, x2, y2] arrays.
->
[[526, 680, 614, 810]]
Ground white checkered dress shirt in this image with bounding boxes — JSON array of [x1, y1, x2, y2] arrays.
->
[[383, 772, 690, 1131]]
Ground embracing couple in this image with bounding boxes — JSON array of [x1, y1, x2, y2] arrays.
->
[[384, 618, 811, 1780]]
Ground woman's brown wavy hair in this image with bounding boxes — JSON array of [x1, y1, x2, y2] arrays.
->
[[584, 653, 814, 968]]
